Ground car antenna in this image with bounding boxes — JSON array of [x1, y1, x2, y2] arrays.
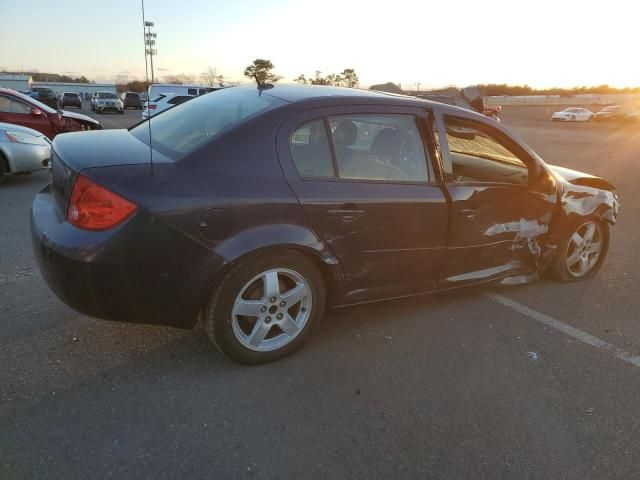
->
[[141, 0, 154, 175], [254, 75, 274, 96]]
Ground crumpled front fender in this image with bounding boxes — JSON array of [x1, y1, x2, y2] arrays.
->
[[560, 183, 619, 225]]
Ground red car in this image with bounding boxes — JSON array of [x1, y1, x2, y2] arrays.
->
[[0, 88, 101, 139]]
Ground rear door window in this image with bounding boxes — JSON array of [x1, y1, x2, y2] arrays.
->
[[187, 88, 198, 96], [290, 120, 335, 178], [328, 114, 429, 182]]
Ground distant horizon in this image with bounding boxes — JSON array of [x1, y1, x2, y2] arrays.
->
[[3, 70, 640, 94]]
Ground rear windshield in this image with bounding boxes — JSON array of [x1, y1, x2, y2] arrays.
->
[[130, 88, 285, 158], [97, 92, 118, 99], [126, 93, 140, 98]]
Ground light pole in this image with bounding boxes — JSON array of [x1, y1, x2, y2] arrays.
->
[[415, 82, 422, 94], [145, 21, 157, 84]]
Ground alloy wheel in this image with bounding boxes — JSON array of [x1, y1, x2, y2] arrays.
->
[[565, 221, 603, 277], [231, 268, 312, 352]]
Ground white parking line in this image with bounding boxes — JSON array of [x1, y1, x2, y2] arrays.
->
[[487, 292, 640, 369]]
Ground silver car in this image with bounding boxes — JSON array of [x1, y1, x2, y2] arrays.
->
[[91, 91, 124, 114], [0, 122, 51, 184]]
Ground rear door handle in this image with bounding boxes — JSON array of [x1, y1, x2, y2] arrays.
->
[[460, 208, 479, 220], [325, 208, 365, 222]]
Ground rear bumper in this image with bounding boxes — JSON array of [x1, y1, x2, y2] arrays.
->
[[31, 185, 224, 329]]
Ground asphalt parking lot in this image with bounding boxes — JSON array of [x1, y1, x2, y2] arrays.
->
[[2, 105, 640, 479]]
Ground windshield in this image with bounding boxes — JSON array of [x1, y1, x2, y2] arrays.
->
[[130, 88, 285, 158], [601, 106, 619, 112], [98, 92, 119, 99], [11, 90, 57, 114]]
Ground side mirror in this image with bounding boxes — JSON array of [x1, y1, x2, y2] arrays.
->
[[531, 168, 557, 195], [31, 108, 42, 116]]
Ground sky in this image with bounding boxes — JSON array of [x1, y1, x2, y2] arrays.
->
[[1, 0, 638, 89]]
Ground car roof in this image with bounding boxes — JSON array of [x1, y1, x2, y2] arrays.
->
[[228, 84, 446, 111], [255, 84, 410, 102], [194, 85, 498, 124]]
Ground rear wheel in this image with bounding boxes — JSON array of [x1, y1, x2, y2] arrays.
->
[[548, 219, 609, 281], [203, 251, 326, 364]]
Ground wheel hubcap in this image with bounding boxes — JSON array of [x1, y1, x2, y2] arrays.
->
[[565, 221, 602, 277], [231, 268, 312, 352]]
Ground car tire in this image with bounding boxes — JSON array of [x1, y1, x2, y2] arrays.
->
[[203, 250, 326, 365], [119, 110, 124, 115], [548, 218, 609, 282], [0, 153, 7, 185]]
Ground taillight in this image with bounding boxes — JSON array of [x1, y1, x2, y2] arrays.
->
[[148, 104, 157, 110], [67, 175, 137, 230]]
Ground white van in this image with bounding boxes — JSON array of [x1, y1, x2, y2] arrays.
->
[[147, 84, 222, 100]]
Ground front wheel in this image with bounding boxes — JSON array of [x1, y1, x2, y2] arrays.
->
[[203, 251, 326, 364], [548, 219, 609, 281], [0, 155, 6, 185]]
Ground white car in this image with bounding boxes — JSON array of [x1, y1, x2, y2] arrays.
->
[[141, 93, 195, 119], [551, 107, 594, 122], [0, 122, 50, 184], [91, 92, 124, 114]]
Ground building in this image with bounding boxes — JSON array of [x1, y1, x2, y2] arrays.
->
[[31, 82, 117, 99], [0, 74, 32, 92]]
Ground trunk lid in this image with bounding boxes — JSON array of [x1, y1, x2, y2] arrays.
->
[[50, 129, 172, 214]]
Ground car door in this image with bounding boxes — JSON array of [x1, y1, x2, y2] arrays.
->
[[0, 94, 52, 137], [277, 106, 449, 304], [432, 111, 556, 287]]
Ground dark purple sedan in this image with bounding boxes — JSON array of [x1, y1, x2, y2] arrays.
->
[[31, 85, 619, 364]]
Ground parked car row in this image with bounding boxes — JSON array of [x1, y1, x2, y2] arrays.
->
[[0, 87, 102, 184], [551, 105, 640, 122]]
